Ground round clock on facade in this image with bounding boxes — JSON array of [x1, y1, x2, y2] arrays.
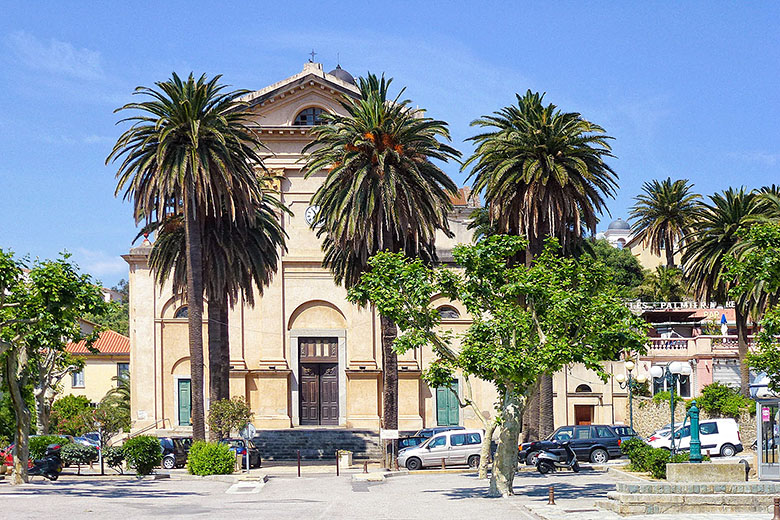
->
[[304, 205, 321, 227]]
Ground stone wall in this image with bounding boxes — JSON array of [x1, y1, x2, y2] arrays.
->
[[628, 397, 756, 448]]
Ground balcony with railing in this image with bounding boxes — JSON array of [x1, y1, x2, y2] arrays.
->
[[645, 335, 756, 357]]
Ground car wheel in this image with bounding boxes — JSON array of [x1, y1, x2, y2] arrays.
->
[[537, 461, 553, 474], [525, 451, 539, 466], [720, 443, 736, 457], [590, 448, 608, 464], [162, 456, 175, 469], [406, 457, 422, 471], [468, 455, 480, 468]]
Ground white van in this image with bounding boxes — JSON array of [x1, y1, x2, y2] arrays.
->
[[398, 429, 483, 470], [648, 418, 743, 457]]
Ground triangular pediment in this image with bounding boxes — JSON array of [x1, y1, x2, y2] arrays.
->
[[242, 62, 359, 109]]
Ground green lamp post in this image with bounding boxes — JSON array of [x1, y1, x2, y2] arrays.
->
[[615, 360, 647, 432], [650, 361, 693, 455]]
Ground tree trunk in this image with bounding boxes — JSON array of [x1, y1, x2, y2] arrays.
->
[[184, 198, 206, 441], [34, 388, 49, 436], [521, 381, 539, 443], [6, 348, 31, 484], [665, 238, 675, 268], [478, 419, 496, 480], [489, 386, 523, 497], [736, 305, 751, 397], [380, 313, 398, 468], [538, 373, 554, 438], [207, 292, 230, 442]]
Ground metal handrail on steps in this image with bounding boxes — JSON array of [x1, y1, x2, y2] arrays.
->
[[124, 418, 171, 441]]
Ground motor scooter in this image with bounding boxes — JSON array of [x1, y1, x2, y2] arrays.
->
[[28, 444, 63, 481], [536, 441, 579, 474]]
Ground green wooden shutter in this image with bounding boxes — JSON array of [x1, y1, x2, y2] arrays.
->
[[178, 379, 191, 426], [448, 381, 459, 425], [436, 381, 460, 426]]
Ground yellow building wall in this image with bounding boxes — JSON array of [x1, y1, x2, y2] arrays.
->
[[61, 356, 129, 403]]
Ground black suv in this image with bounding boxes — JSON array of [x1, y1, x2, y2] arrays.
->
[[519, 425, 622, 465], [160, 437, 191, 469]]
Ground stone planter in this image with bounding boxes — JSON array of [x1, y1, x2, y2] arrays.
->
[[338, 450, 353, 467]]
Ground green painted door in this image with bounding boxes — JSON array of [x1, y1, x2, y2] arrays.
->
[[178, 379, 191, 426], [436, 381, 459, 426]]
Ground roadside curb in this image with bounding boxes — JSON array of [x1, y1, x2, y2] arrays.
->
[[165, 472, 269, 483], [606, 466, 651, 482]]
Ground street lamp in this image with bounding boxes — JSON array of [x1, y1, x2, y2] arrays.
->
[[615, 360, 648, 432], [649, 361, 693, 454]]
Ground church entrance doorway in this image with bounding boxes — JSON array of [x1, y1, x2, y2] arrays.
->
[[299, 337, 339, 425]]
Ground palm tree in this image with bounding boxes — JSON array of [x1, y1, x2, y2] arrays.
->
[[143, 189, 288, 407], [302, 73, 459, 465], [462, 90, 618, 439], [637, 265, 687, 302], [682, 188, 760, 396], [629, 178, 701, 268], [108, 73, 267, 440]]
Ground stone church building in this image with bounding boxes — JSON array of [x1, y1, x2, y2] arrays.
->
[[124, 62, 632, 439]]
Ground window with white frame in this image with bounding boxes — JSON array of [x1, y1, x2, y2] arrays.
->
[[652, 366, 692, 398], [72, 369, 85, 388]]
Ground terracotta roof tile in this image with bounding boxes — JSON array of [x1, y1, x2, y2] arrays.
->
[[66, 329, 130, 355]]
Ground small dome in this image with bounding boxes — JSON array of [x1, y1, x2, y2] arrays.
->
[[328, 64, 356, 85], [608, 218, 631, 231]]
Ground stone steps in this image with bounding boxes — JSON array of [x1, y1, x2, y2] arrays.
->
[[251, 429, 382, 460]]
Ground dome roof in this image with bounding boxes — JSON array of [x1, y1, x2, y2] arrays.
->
[[328, 65, 356, 85], [607, 218, 631, 231]]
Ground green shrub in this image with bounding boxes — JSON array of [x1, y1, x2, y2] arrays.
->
[[186, 441, 235, 476], [208, 397, 253, 440], [61, 443, 98, 474], [645, 448, 671, 479], [29, 435, 71, 459], [688, 382, 755, 417], [670, 451, 711, 464], [103, 446, 125, 472], [620, 437, 652, 472], [50, 395, 94, 436], [652, 391, 683, 406], [123, 435, 162, 475]]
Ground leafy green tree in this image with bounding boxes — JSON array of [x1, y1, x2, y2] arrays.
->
[[637, 266, 688, 302], [0, 250, 104, 484], [84, 300, 128, 336], [109, 73, 270, 440], [303, 73, 459, 465], [463, 90, 619, 440], [50, 395, 94, 436], [586, 238, 645, 292], [683, 188, 761, 395], [348, 236, 646, 496], [629, 178, 700, 268], [33, 350, 85, 435], [207, 397, 252, 440]]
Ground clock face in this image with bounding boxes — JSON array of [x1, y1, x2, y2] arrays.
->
[[304, 205, 321, 227]]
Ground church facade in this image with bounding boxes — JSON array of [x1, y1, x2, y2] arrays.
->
[[124, 62, 633, 436]]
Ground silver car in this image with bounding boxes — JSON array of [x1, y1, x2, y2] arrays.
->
[[398, 429, 483, 470]]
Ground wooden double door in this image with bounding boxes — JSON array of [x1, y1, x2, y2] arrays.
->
[[299, 338, 339, 425]]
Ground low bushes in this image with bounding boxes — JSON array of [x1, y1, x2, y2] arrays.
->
[[187, 441, 235, 476], [687, 382, 755, 418], [621, 437, 710, 479], [103, 446, 125, 473], [29, 435, 71, 459], [123, 435, 162, 475], [61, 443, 98, 474]]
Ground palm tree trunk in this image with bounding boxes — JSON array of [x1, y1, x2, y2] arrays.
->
[[380, 313, 398, 468], [538, 373, 554, 438], [207, 292, 231, 441], [665, 237, 675, 268], [735, 305, 751, 397], [184, 198, 206, 441], [521, 381, 539, 443]]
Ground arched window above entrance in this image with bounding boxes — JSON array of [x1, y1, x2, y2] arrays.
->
[[174, 306, 188, 319], [293, 107, 325, 126], [575, 384, 592, 393], [437, 306, 460, 320]]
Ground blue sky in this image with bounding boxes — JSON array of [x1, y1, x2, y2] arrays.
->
[[1, 2, 779, 286]]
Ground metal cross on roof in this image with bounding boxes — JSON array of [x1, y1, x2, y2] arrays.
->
[[309, 49, 317, 62]]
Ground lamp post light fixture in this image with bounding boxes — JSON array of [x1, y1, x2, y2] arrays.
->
[[649, 361, 693, 454], [615, 360, 647, 432]]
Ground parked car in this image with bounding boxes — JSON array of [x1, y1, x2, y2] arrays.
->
[[519, 424, 623, 465], [399, 429, 483, 471], [648, 418, 743, 457], [647, 422, 685, 441], [398, 426, 465, 450], [1, 444, 33, 468], [612, 425, 639, 444], [220, 438, 261, 468], [159, 437, 191, 469]]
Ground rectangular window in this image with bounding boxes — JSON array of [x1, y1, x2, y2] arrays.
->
[[595, 426, 615, 438], [72, 369, 85, 388], [574, 426, 591, 439], [700, 422, 718, 435], [450, 434, 466, 446], [465, 433, 481, 445], [652, 366, 692, 398], [117, 363, 129, 382]]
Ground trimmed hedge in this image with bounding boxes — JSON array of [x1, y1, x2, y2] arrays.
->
[[62, 443, 98, 474], [103, 446, 125, 473], [187, 441, 235, 476], [621, 437, 710, 479], [123, 435, 162, 475]]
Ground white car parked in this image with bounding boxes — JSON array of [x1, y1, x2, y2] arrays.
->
[[398, 429, 483, 470], [648, 418, 743, 457]]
